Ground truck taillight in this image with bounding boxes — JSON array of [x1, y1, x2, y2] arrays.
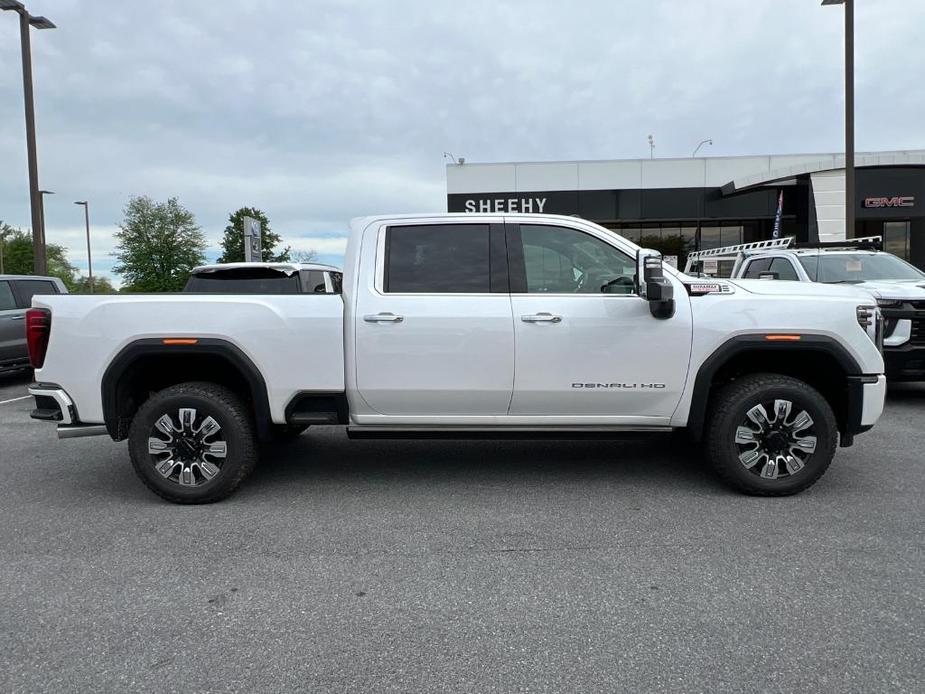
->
[[26, 308, 51, 368]]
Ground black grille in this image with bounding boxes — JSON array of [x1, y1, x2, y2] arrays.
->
[[912, 319, 925, 347], [911, 300, 925, 311]]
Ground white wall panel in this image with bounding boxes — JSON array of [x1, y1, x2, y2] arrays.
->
[[515, 163, 579, 191], [578, 160, 643, 189], [446, 164, 516, 194]]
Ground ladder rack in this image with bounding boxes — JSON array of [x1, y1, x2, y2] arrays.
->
[[685, 236, 795, 263]]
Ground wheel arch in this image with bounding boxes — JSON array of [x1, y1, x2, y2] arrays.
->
[[101, 338, 272, 441], [687, 335, 866, 443]]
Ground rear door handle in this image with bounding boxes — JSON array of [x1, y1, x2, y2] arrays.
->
[[9, 315, 25, 321], [521, 312, 562, 323], [364, 312, 404, 323]]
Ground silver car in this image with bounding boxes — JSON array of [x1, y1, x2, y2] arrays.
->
[[0, 275, 68, 374]]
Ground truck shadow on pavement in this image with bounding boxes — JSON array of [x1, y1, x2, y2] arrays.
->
[[246, 430, 722, 498], [886, 382, 925, 401]]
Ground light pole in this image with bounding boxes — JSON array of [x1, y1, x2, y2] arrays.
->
[[647, 134, 655, 159], [0, 1, 55, 275], [822, 0, 854, 240], [74, 201, 93, 293], [692, 139, 713, 157], [38, 189, 53, 253]]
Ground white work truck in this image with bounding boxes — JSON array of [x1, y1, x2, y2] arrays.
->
[[686, 236, 925, 381], [27, 214, 887, 503]]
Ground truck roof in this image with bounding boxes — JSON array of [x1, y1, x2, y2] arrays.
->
[[191, 262, 341, 275], [0, 274, 65, 281]]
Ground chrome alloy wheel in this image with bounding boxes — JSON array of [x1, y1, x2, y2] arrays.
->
[[147, 408, 227, 487], [733, 399, 817, 480]]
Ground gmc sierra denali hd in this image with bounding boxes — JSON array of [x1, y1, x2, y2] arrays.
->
[[26, 214, 886, 503]]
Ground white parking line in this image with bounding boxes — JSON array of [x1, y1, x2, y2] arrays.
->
[[0, 395, 30, 405]]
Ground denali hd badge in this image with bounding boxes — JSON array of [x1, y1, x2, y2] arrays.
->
[[572, 383, 666, 389]]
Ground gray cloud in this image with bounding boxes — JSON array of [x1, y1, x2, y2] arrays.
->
[[1, 0, 923, 282]]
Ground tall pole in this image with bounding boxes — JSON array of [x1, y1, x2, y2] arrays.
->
[[844, 0, 855, 241], [75, 201, 93, 293], [18, 9, 46, 275]]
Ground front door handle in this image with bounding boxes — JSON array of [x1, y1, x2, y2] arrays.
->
[[364, 312, 404, 323], [521, 312, 562, 323]]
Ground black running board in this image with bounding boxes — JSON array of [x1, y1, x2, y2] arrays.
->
[[346, 425, 673, 440]]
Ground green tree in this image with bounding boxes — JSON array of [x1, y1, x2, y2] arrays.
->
[[0, 225, 80, 288], [217, 207, 290, 263], [113, 196, 206, 292], [71, 275, 117, 294]]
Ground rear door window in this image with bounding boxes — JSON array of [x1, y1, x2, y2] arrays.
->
[[12, 279, 58, 308], [385, 224, 491, 293], [0, 281, 16, 311]]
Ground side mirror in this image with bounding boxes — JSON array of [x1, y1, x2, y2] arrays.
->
[[636, 249, 675, 319], [758, 272, 779, 281]]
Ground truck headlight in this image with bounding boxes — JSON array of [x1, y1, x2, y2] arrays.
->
[[857, 305, 883, 350], [876, 298, 901, 309]]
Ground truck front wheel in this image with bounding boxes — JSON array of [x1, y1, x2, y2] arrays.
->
[[705, 373, 838, 496], [127, 382, 258, 504]]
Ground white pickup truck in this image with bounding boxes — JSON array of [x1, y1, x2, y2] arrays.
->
[[27, 214, 887, 503]]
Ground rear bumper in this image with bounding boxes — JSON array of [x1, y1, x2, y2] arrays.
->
[[28, 383, 108, 438], [28, 382, 75, 424]]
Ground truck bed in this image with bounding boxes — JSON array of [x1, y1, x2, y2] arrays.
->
[[32, 294, 346, 424]]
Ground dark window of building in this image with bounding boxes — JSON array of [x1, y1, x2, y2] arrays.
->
[[769, 257, 799, 281], [883, 221, 911, 261], [385, 224, 491, 293], [12, 279, 58, 308], [519, 224, 635, 294], [743, 257, 773, 278]]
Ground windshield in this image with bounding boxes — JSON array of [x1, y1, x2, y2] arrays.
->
[[797, 253, 925, 283]]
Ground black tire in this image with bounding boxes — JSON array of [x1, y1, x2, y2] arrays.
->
[[705, 373, 838, 496], [128, 382, 258, 504]]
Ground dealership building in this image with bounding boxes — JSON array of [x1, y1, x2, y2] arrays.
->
[[446, 149, 925, 270]]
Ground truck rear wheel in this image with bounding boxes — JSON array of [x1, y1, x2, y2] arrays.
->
[[127, 382, 258, 504], [705, 373, 838, 496]]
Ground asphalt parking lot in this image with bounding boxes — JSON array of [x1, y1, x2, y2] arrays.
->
[[0, 371, 922, 693]]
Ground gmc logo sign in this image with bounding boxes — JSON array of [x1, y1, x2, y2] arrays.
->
[[863, 196, 915, 208]]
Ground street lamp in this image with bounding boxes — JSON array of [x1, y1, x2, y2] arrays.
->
[[1, 1, 56, 275], [647, 134, 655, 159], [692, 139, 713, 158], [74, 201, 93, 293], [822, 0, 854, 241]]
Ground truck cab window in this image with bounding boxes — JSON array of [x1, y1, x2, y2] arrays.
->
[[742, 258, 773, 279], [769, 258, 798, 281], [13, 279, 57, 307], [0, 281, 16, 311], [519, 225, 635, 294], [385, 224, 491, 293], [302, 270, 327, 293]]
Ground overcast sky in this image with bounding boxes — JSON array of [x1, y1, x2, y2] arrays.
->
[[1, 0, 923, 284]]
